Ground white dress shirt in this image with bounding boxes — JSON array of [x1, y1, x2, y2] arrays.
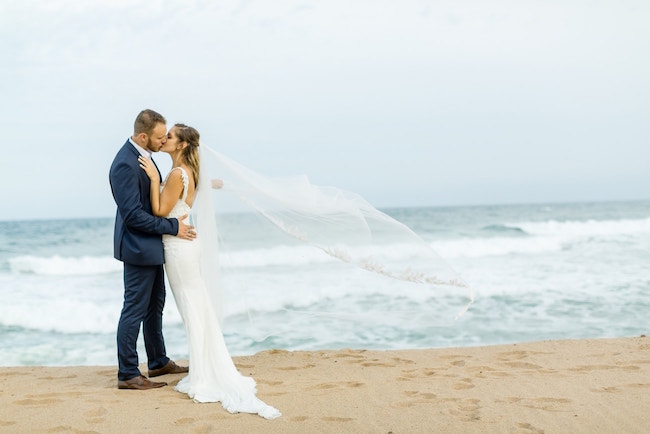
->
[[129, 137, 152, 158]]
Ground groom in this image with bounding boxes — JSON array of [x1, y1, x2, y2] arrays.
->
[[109, 109, 193, 390]]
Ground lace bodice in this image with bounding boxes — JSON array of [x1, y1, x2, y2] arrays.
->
[[163, 167, 191, 223]]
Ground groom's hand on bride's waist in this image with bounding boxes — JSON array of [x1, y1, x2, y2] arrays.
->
[[176, 214, 196, 240]]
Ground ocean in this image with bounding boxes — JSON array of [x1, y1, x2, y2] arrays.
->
[[1, 200, 649, 366]]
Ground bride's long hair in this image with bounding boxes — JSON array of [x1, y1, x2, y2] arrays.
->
[[175, 123, 200, 185]]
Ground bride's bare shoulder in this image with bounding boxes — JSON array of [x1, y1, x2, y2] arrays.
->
[[164, 167, 184, 186], [170, 165, 195, 186]]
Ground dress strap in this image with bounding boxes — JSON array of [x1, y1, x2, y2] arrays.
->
[[168, 167, 189, 201]]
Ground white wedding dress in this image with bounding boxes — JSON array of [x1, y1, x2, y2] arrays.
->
[[161, 167, 281, 420]]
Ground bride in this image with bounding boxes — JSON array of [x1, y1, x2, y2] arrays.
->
[[138, 123, 281, 420]]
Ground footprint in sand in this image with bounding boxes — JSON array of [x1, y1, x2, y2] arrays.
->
[[395, 367, 437, 381], [332, 352, 366, 361], [497, 350, 529, 361], [84, 406, 108, 423], [361, 361, 395, 368], [320, 417, 354, 422], [596, 385, 620, 393], [270, 349, 292, 354], [396, 376, 413, 381], [392, 390, 437, 408], [290, 416, 310, 422], [503, 361, 543, 370], [235, 363, 254, 369], [517, 422, 545, 433], [453, 378, 475, 390], [391, 357, 415, 364], [467, 366, 511, 378], [594, 382, 650, 393], [256, 379, 283, 386], [277, 364, 316, 371], [449, 398, 481, 422], [310, 381, 364, 391], [174, 417, 195, 426], [404, 390, 436, 399], [570, 364, 639, 372], [258, 379, 286, 396], [497, 350, 547, 361], [14, 398, 63, 406], [439, 355, 471, 369], [38, 374, 77, 380], [498, 397, 522, 404]]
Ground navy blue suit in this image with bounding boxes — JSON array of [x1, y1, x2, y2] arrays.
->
[[109, 140, 179, 381]]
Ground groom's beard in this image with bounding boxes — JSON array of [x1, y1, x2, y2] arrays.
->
[[146, 137, 163, 152]]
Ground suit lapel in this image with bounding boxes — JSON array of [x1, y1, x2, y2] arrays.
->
[[126, 140, 162, 182], [150, 157, 163, 182]]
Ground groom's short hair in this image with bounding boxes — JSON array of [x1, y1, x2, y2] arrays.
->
[[134, 109, 166, 135]]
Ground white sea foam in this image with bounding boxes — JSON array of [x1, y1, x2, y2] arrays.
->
[[433, 236, 563, 258], [508, 217, 650, 237], [0, 299, 121, 334], [0, 285, 183, 334], [9, 217, 649, 277], [439, 217, 650, 258], [9, 255, 122, 275], [221, 244, 335, 267]]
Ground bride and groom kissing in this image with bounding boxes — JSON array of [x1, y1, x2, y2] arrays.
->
[[109, 109, 281, 419]]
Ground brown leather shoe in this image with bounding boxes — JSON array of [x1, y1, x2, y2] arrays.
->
[[148, 360, 189, 377], [117, 375, 167, 390]]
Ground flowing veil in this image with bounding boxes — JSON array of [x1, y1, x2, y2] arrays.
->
[[194, 145, 224, 324], [193, 144, 474, 343]]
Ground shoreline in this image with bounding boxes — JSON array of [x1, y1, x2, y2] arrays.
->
[[1, 337, 649, 433]]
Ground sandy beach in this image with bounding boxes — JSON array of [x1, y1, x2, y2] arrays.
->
[[1, 337, 649, 433]]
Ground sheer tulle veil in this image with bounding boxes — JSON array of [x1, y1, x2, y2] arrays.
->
[[193, 144, 474, 335], [194, 145, 224, 324]]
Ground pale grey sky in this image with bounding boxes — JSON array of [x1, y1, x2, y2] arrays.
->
[[1, 0, 648, 220]]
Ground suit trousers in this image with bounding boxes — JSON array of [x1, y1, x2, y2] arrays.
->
[[117, 263, 170, 381]]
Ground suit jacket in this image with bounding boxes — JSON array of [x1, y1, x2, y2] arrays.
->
[[109, 140, 179, 265]]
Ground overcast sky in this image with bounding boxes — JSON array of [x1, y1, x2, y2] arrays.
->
[[1, 0, 648, 221]]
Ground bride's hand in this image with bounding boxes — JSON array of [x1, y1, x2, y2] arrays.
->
[[211, 179, 223, 189], [138, 156, 158, 181]]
